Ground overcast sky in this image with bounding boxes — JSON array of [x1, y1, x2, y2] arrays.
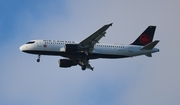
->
[[0, 0, 180, 105]]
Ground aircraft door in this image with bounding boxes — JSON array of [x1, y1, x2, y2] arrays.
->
[[128, 46, 133, 52], [37, 41, 43, 47]]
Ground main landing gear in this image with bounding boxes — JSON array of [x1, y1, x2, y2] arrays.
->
[[81, 65, 94, 71], [81, 65, 86, 71], [37, 55, 40, 62]]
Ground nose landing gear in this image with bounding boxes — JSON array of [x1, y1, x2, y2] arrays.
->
[[37, 55, 40, 62]]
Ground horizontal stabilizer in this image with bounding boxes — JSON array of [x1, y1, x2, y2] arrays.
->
[[145, 53, 152, 57], [141, 40, 159, 50]]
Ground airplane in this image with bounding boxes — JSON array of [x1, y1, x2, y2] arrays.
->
[[19, 23, 160, 71]]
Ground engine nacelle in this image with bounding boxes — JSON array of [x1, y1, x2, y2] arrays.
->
[[58, 59, 77, 68], [64, 44, 79, 52]]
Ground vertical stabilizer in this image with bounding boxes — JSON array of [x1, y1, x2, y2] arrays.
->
[[131, 26, 156, 46]]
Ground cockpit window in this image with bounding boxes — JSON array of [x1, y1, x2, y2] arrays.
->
[[26, 41, 35, 44]]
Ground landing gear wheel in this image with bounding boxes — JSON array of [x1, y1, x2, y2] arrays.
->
[[37, 55, 41, 62], [37, 59, 40, 62], [82, 66, 86, 71]]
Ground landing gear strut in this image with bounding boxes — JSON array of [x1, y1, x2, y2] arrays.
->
[[37, 55, 40, 62]]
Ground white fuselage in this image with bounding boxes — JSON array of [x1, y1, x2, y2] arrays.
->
[[19, 40, 159, 59], [19, 24, 159, 71]]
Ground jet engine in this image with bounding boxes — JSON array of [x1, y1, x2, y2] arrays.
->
[[64, 44, 79, 52], [58, 59, 77, 68]]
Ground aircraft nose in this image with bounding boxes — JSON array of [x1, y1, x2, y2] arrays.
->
[[19, 45, 23, 51], [19, 45, 25, 51]]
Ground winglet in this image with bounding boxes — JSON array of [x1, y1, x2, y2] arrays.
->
[[105, 23, 113, 27], [109, 23, 113, 26], [141, 40, 159, 50]]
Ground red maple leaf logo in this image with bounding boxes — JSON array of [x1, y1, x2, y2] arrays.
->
[[43, 44, 47, 48], [140, 34, 151, 45]]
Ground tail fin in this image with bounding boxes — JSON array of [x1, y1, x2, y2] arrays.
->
[[131, 26, 156, 46]]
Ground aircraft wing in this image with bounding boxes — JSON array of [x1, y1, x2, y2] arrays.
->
[[79, 23, 112, 54]]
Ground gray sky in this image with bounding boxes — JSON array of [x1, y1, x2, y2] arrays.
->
[[0, 0, 180, 105]]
